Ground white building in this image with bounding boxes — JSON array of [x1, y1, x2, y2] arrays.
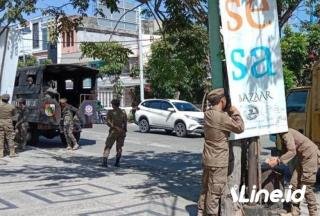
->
[[15, 0, 161, 108], [17, 16, 56, 64]]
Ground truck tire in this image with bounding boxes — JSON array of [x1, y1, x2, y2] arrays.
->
[[60, 133, 67, 147], [28, 129, 39, 146]]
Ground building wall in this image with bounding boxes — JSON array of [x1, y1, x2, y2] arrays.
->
[[61, 30, 77, 54], [97, 0, 138, 33], [17, 17, 53, 62]]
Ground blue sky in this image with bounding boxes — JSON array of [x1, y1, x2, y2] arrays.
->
[[27, 0, 139, 19], [28, 0, 314, 28], [27, 0, 97, 19]]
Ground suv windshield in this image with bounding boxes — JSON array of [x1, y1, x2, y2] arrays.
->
[[172, 102, 199, 112]]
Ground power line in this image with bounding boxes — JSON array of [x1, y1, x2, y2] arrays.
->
[[19, 37, 160, 44]]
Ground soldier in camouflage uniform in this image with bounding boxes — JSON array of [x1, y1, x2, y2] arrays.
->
[[102, 99, 127, 167], [0, 94, 17, 157], [60, 98, 79, 150], [15, 98, 29, 150]]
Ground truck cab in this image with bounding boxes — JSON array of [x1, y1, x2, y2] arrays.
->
[[286, 61, 320, 147], [12, 64, 99, 145]]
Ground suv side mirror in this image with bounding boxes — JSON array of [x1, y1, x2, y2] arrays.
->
[[167, 108, 175, 112]]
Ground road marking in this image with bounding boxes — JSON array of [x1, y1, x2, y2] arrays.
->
[[149, 143, 172, 149]]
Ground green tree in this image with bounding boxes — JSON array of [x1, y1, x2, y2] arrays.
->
[[0, 0, 36, 35], [17, 55, 37, 68], [146, 26, 208, 103], [280, 23, 320, 88], [281, 26, 309, 86], [0, 0, 119, 37], [80, 42, 133, 99]]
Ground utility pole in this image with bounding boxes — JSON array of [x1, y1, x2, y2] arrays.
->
[[207, 2, 259, 215], [208, 1, 223, 88], [138, 6, 144, 102]]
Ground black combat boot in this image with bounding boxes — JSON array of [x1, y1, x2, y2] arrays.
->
[[114, 156, 121, 167], [101, 157, 108, 167]]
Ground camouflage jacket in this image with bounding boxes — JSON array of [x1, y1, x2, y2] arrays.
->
[[61, 105, 78, 126], [16, 107, 29, 127]]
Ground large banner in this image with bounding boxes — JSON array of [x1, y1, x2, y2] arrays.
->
[[0, 28, 19, 102], [219, 0, 288, 139]]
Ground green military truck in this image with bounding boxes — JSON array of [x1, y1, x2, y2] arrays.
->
[[12, 64, 99, 145]]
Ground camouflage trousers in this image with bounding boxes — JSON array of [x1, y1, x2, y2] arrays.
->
[[63, 124, 77, 148], [0, 119, 15, 156], [15, 122, 29, 149], [103, 131, 125, 158], [198, 166, 228, 216], [291, 148, 319, 216]]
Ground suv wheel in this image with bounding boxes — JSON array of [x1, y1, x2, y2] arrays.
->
[[139, 118, 150, 133], [175, 122, 187, 137]]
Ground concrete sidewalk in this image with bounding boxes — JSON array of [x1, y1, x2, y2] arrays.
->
[[0, 143, 318, 216], [0, 147, 198, 216]]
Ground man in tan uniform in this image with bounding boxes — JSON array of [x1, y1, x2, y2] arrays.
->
[[102, 99, 127, 167], [267, 128, 319, 216], [0, 94, 17, 157], [198, 88, 244, 216]]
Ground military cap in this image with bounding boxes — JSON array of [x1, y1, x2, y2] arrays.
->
[[59, 98, 68, 103], [207, 88, 224, 99], [17, 98, 26, 103], [1, 94, 10, 100]]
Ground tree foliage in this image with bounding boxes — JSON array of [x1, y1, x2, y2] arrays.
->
[[146, 26, 208, 102], [0, 0, 36, 35], [281, 22, 320, 88], [80, 42, 133, 98], [81, 42, 133, 76], [0, 0, 119, 37], [17, 55, 37, 68]]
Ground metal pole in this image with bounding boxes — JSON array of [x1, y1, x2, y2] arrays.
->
[[138, 6, 144, 101], [208, 0, 223, 88], [0, 28, 9, 94], [248, 137, 258, 206]]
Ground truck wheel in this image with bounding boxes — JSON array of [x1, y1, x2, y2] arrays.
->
[[60, 134, 67, 146], [27, 130, 39, 146]]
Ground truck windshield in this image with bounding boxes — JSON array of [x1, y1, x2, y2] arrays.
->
[[286, 90, 308, 113]]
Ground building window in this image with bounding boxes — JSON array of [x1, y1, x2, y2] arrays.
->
[[42, 28, 48, 50], [33, 23, 39, 49], [62, 32, 65, 47], [63, 31, 74, 47], [66, 32, 70, 47], [70, 31, 74, 46]]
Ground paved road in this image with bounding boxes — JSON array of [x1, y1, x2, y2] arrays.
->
[[0, 124, 203, 216], [0, 124, 318, 215]]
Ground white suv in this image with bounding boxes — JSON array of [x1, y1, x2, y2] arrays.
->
[[135, 99, 204, 137]]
